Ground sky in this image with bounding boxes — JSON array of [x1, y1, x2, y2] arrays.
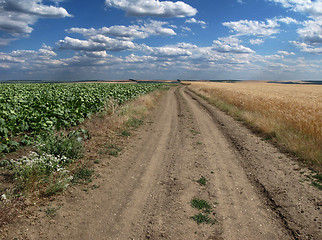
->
[[0, 0, 321, 81]]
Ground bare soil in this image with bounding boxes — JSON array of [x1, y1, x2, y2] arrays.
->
[[2, 86, 321, 239]]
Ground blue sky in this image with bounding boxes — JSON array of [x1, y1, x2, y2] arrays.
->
[[0, 0, 321, 80]]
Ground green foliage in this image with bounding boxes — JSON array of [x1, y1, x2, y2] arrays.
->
[[0, 140, 19, 153], [9, 152, 72, 192], [20, 135, 33, 146], [72, 166, 94, 184], [1, 82, 162, 198], [100, 144, 122, 156], [190, 198, 217, 225], [126, 118, 143, 128], [37, 130, 87, 161], [120, 130, 131, 137], [310, 174, 322, 190], [312, 173, 322, 182], [42, 173, 71, 197], [44, 205, 61, 217], [0, 83, 162, 153], [197, 176, 207, 186], [191, 198, 212, 213], [191, 213, 216, 225]]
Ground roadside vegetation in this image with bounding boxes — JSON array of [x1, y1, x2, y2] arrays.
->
[[0, 82, 165, 229], [0, 83, 162, 154], [188, 82, 322, 172]]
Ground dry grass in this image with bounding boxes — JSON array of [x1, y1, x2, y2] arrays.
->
[[80, 90, 163, 160], [189, 81, 322, 171]]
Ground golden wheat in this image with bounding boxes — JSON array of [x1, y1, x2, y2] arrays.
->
[[189, 81, 322, 169]]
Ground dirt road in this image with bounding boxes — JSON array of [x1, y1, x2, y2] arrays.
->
[[7, 87, 321, 239]]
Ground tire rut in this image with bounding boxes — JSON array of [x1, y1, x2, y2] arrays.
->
[[127, 87, 223, 240], [184, 87, 321, 240], [180, 87, 293, 240]]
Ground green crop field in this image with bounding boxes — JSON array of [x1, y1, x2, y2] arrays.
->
[[0, 83, 162, 153]]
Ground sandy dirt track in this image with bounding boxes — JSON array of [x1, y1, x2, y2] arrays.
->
[[6, 87, 321, 239]]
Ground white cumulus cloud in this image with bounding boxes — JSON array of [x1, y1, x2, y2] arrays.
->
[[185, 18, 207, 28], [57, 36, 137, 52], [268, 0, 322, 16], [223, 19, 280, 37], [212, 37, 255, 54], [278, 16, 299, 24], [297, 17, 322, 44], [249, 39, 264, 45], [291, 40, 322, 53], [2, 0, 71, 18], [0, 0, 71, 44], [223, 17, 299, 39], [268, 1, 322, 54], [68, 20, 176, 40], [104, 0, 197, 17], [277, 50, 295, 55], [142, 44, 192, 57]]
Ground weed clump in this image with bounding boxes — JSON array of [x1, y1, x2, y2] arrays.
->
[[191, 198, 212, 213], [306, 173, 322, 190], [72, 166, 94, 184], [197, 176, 207, 186], [190, 198, 217, 225], [2, 129, 89, 197], [37, 129, 89, 160], [126, 118, 143, 128], [100, 144, 122, 157], [191, 213, 217, 225]]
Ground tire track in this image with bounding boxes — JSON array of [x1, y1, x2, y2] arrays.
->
[[180, 87, 292, 240], [127, 87, 223, 239], [184, 87, 321, 240]]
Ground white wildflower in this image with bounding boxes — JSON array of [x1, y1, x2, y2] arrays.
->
[[1, 194, 7, 201]]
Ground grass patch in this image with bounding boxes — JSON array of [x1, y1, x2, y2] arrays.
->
[[37, 129, 88, 161], [98, 144, 122, 156], [196, 176, 207, 186], [191, 213, 216, 225], [311, 181, 322, 190], [91, 184, 100, 190], [120, 130, 131, 137], [191, 198, 212, 213], [306, 173, 322, 190], [126, 118, 143, 128], [190, 198, 217, 225], [106, 144, 122, 156], [44, 205, 61, 217], [41, 173, 70, 197], [2, 129, 88, 197], [190, 129, 200, 136], [72, 166, 94, 184], [108, 149, 119, 156], [312, 173, 322, 182]]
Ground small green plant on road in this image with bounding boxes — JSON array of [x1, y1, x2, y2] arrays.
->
[[197, 176, 207, 186], [190, 198, 217, 225]]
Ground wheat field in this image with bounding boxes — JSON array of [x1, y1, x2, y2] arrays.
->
[[188, 81, 322, 169]]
